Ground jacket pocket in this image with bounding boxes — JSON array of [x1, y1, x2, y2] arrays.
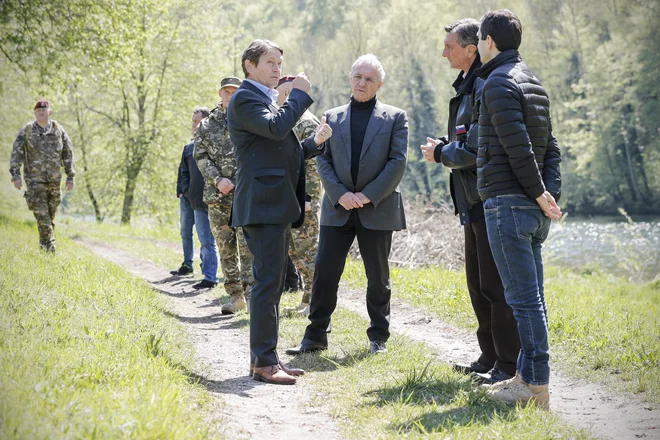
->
[[254, 167, 285, 186]]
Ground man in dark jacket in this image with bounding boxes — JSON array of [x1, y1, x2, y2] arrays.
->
[[475, 9, 561, 409], [227, 39, 332, 385], [421, 18, 520, 385], [171, 107, 219, 289]]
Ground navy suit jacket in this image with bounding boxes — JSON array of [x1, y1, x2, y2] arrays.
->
[[227, 81, 321, 228]]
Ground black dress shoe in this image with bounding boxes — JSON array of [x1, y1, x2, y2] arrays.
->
[[472, 368, 514, 384], [453, 361, 492, 375], [192, 279, 218, 290], [170, 264, 193, 276], [285, 340, 327, 355], [369, 340, 387, 354]]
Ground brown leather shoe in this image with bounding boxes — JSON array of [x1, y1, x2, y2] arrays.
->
[[279, 361, 304, 376], [249, 361, 304, 377], [252, 364, 296, 385]]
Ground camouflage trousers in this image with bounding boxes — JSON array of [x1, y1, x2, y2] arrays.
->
[[289, 200, 320, 302], [24, 181, 61, 251], [208, 202, 253, 297]]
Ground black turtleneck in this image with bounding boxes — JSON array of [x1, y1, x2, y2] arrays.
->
[[350, 95, 377, 185]]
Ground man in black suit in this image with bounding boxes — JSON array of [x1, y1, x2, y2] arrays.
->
[[227, 39, 333, 385], [287, 54, 408, 355]]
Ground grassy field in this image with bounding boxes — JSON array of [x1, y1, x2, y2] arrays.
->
[[44, 217, 590, 438], [343, 258, 660, 403], [2, 195, 654, 437], [0, 215, 217, 439], [277, 304, 590, 439]]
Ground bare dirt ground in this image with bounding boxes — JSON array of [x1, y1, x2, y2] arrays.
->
[[338, 288, 660, 440], [78, 237, 659, 439], [78, 238, 341, 440]]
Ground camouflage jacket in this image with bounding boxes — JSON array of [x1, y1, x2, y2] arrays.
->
[[194, 105, 236, 206], [294, 110, 321, 202], [10, 120, 75, 184]]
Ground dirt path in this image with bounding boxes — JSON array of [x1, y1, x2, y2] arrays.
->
[[78, 237, 659, 439], [78, 239, 341, 440], [338, 288, 660, 440]]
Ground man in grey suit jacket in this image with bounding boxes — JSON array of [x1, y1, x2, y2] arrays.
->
[[287, 54, 408, 355], [227, 39, 333, 385]]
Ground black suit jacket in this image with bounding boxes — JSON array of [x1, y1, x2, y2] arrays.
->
[[227, 81, 320, 228]]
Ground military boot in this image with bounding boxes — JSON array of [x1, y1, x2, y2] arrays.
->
[[221, 293, 246, 315]]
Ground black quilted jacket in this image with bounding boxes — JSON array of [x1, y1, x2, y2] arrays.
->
[[475, 50, 561, 202]]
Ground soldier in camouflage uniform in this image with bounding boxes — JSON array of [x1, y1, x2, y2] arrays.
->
[[276, 77, 322, 316], [10, 99, 75, 252], [194, 77, 253, 314]]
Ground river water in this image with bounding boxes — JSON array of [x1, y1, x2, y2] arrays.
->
[[544, 215, 660, 282]]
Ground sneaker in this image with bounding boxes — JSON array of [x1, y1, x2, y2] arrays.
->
[[369, 340, 387, 354], [453, 361, 492, 375], [170, 264, 193, 276], [485, 373, 550, 410], [472, 367, 514, 384], [192, 279, 217, 289]]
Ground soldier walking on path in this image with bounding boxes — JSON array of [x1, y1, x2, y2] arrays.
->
[[194, 77, 253, 314], [10, 99, 75, 252], [276, 76, 322, 316]]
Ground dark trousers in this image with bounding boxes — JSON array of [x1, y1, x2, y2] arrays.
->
[[304, 211, 393, 343], [242, 224, 291, 367], [464, 215, 520, 376]]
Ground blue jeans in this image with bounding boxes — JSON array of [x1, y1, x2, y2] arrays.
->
[[180, 197, 219, 282], [483, 195, 551, 385]]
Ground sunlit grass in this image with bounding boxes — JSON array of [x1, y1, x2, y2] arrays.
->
[[343, 258, 660, 402], [0, 215, 217, 439], [278, 294, 591, 439]]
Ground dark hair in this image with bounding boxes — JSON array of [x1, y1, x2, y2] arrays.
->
[[193, 106, 210, 118], [479, 9, 522, 51], [241, 39, 283, 78], [444, 18, 479, 48]]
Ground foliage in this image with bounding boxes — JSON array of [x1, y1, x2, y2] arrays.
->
[[1, 0, 659, 220]]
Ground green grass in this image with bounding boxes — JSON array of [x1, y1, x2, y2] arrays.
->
[[343, 259, 660, 402], [277, 297, 590, 439], [0, 215, 217, 439], [51, 218, 591, 438]]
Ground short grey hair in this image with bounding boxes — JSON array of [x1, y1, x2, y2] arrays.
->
[[193, 106, 211, 118], [444, 18, 480, 48], [350, 54, 386, 82]]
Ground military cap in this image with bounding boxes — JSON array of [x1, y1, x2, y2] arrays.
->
[[220, 77, 242, 89], [34, 99, 50, 110]]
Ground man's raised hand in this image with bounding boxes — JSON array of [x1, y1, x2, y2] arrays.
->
[[292, 72, 311, 94], [314, 116, 333, 145]]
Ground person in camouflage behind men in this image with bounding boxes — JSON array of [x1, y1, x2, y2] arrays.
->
[[194, 76, 253, 314], [10, 99, 75, 252], [276, 76, 322, 316]]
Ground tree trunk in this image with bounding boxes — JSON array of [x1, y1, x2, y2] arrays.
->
[[120, 162, 142, 225]]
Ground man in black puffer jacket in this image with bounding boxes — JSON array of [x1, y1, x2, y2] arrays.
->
[[421, 18, 520, 385], [475, 9, 561, 410]]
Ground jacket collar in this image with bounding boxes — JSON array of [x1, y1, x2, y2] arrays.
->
[[475, 49, 521, 80], [452, 53, 482, 95]]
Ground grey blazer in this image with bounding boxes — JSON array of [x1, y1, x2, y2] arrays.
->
[[317, 100, 408, 231]]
